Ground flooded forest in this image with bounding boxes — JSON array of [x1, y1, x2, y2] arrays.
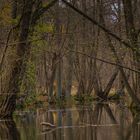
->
[[0, 0, 140, 140]]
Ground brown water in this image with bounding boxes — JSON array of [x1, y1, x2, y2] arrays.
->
[[0, 103, 140, 140]]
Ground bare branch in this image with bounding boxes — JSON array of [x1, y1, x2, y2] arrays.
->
[[61, 0, 134, 51], [66, 48, 140, 74]]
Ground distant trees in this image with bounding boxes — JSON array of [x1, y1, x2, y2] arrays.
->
[[65, 0, 140, 102], [0, 0, 140, 118]]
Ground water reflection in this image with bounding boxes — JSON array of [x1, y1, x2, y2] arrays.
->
[[0, 104, 140, 140], [0, 120, 20, 140]]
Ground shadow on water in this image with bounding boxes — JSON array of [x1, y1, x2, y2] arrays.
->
[[0, 103, 140, 140]]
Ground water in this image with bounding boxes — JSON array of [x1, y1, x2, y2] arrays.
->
[[0, 103, 140, 140]]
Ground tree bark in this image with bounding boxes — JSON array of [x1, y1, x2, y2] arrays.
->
[[0, 0, 33, 119]]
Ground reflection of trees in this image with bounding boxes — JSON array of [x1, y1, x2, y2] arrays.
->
[[37, 104, 118, 140], [75, 104, 118, 140], [36, 104, 140, 140], [103, 104, 117, 124], [124, 114, 140, 140], [57, 111, 63, 140], [15, 113, 36, 140], [36, 108, 56, 140], [0, 120, 20, 140], [117, 107, 140, 140], [65, 107, 73, 140], [76, 104, 117, 125]]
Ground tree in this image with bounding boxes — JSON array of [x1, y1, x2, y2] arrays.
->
[[0, 0, 57, 119]]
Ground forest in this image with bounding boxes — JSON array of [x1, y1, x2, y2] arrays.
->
[[0, 0, 140, 140]]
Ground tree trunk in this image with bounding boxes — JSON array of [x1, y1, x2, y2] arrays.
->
[[122, 0, 140, 95], [0, 0, 33, 119]]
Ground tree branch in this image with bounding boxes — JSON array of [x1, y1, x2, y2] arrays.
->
[[31, 0, 57, 25], [61, 0, 134, 51], [66, 48, 140, 74]]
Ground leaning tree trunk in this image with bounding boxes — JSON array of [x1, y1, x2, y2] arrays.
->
[[0, 0, 33, 119]]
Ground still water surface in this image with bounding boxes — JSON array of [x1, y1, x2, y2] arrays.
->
[[0, 103, 140, 140]]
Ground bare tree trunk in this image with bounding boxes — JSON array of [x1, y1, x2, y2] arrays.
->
[[65, 40, 74, 99], [55, 3, 62, 99], [122, 0, 140, 95], [49, 53, 57, 101], [65, 7, 75, 100]]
